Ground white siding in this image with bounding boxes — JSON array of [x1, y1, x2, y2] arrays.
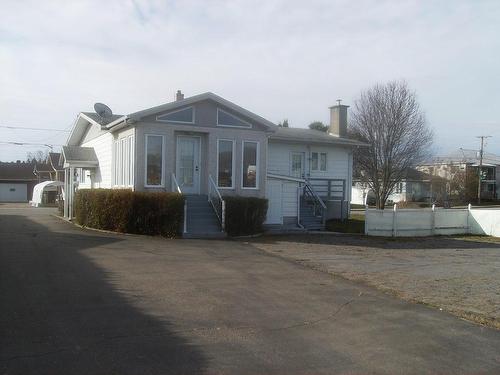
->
[[267, 141, 352, 221], [267, 141, 351, 181], [82, 133, 113, 188]]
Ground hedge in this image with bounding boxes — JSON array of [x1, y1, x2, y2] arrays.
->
[[224, 196, 268, 236], [74, 189, 184, 237]]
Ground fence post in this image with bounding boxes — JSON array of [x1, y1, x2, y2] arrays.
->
[[392, 204, 397, 237], [467, 203, 471, 234], [431, 204, 436, 236]]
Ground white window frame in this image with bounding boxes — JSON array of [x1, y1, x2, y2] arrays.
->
[[156, 106, 195, 124], [311, 152, 327, 172], [241, 140, 260, 190], [144, 134, 165, 188], [113, 135, 135, 187], [216, 138, 235, 189], [216, 108, 252, 129]]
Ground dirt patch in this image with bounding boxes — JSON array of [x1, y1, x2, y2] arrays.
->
[[247, 234, 500, 329]]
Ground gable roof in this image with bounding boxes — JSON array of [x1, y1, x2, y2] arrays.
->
[[61, 146, 98, 167], [125, 92, 277, 130], [270, 127, 367, 147], [0, 162, 37, 181]]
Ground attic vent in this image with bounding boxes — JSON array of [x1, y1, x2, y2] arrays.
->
[[156, 106, 194, 124], [217, 108, 251, 128]]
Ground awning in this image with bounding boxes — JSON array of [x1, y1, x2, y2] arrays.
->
[[61, 146, 99, 168], [30, 180, 64, 207]]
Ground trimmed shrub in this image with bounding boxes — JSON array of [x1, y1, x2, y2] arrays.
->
[[224, 196, 268, 236], [74, 189, 184, 237]]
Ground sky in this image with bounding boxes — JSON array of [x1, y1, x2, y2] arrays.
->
[[1, 0, 499, 162]]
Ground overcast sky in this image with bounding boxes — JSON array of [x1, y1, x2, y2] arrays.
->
[[1, 0, 499, 162]]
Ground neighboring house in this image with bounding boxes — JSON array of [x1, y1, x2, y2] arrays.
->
[[33, 152, 65, 183], [61, 91, 364, 236], [0, 161, 38, 202], [417, 150, 500, 200], [351, 168, 447, 206]]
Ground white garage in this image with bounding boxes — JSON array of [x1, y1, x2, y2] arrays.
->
[[0, 183, 28, 202]]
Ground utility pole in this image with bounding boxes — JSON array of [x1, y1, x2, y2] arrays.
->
[[476, 136, 491, 205]]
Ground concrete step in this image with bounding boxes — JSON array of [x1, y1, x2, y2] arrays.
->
[[183, 231, 227, 239]]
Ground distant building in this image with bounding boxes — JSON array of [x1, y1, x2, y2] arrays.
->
[[0, 161, 38, 202], [351, 168, 446, 206], [417, 150, 500, 200]]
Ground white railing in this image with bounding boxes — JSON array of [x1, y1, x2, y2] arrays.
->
[[303, 181, 327, 226], [208, 174, 225, 231], [171, 173, 182, 193], [172, 173, 187, 234]]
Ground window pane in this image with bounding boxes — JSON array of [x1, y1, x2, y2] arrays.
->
[[311, 152, 318, 170], [157, 107, 194, 123], [146, 136, 163, 186], [243, 142, 258, 188], [291, 153, 303, 178], [320, 153, 327, 171], [217, 109, 250, 128], [218, 140, 233, 187]]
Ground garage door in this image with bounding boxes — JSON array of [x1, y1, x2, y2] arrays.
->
[[0, 183, 27, 202], [265, 180, 283, 224]]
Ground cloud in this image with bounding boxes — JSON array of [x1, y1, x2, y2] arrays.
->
[[0, 0, 499, 160]]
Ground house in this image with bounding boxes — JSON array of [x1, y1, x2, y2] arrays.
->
[[417, 150, 500, 200], [351, 168, 447, 206], [0, 161, 38, 202], [33, 152, 64, 183], [61, 91, 365, 236]]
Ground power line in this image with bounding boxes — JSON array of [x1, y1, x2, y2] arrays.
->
[[0, 125, 70, 132], [0, 141, 63, 150]]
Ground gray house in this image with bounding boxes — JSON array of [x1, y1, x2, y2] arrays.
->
[[62, 91, 364, 237]]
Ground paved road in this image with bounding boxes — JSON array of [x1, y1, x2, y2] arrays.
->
[[1, 207, 499, 374]]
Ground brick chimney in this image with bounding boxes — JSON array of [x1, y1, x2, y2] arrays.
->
[[329, 101, 349, 137], [176, 90, 184, 101]]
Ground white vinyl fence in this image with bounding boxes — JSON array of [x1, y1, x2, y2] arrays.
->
[[365, 205, 500, 237]]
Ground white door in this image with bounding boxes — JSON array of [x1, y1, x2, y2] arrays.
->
[[291, 152, 305, 178], [265, 180, 283, 224], [0, 183, 27, 202], [176, 136, 201, 194]]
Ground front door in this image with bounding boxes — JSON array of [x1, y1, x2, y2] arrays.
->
[[291, 152, 305, 178], [176, 136, 201, 194]]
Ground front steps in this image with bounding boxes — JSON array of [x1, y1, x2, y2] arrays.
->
[[184, 195, 226, 239], [300, 198, 325, 230]]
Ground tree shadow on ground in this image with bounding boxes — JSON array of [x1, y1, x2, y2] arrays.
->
[[0, 215, 207, 375], [249, 233, 500, 250]]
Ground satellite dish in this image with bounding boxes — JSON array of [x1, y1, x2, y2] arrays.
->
[[94, 102, 113, 122]]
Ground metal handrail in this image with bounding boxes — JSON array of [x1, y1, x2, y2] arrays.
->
[[303, 181, 327, 226], [171, 173, 182, 193], [208, 174, 225, 231], [171, 173, 186, 233]]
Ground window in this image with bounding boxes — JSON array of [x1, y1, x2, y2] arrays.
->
[[291, 152, 304, 178], [156, 107, 194, 124], [114, 135, 134, 186], [217, 108, 251, 128], [396, 183, 403, 193], [242, 141, 258, 188], [145, 135, 163, 186], [217, 139, 234, 188], [311, 152, 327, 171]]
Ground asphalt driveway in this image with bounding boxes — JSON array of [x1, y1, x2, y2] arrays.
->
[[1, 206, 500, 374]]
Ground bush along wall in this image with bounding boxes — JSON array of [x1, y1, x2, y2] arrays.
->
[[74, 189, 185, 238], [224, 196, 268, 236]]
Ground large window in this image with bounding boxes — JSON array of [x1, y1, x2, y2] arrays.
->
[[145, 135, 163, 186], [311, 152, 327, 171], [114, 135, 134, 186], [217, 139, 234, 188], [156, 107, 194, 124], [217, 108, 251, 128], [242, 141, 258, 188]]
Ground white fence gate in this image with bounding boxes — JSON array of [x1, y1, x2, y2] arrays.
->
[[365, 205, 500, 237]]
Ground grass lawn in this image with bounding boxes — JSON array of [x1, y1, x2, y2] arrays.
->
[[326, 214, 365, 233]]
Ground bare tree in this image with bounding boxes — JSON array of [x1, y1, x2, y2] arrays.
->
[[350, 81, 433, 209], [26, 149, 49, 163]]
